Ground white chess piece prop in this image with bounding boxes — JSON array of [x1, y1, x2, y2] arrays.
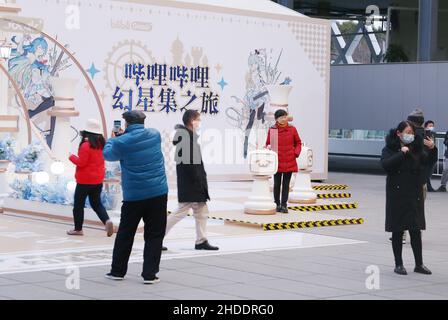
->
[[244, 149, 278, 215], [289, 144, 317, 204], [265, 84, 294, 122], [0, 160, 10, 211]]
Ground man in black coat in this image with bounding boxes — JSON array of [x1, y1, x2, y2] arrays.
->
[[163, 110, 219, 251], [381, 120, 437, 276], [423, 120, 437, 191]]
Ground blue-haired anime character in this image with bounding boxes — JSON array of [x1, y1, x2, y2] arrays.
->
[[8, 35, 56, 147], [243, 50, 269, 158]]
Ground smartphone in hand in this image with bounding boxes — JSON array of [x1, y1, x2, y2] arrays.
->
[[113, 120, 123, 137]]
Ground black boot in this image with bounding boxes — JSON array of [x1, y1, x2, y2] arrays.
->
[[414, 265, 432, 275], [276, 204, 282, 212], [394, 265, 407, 275], [280, 205, 289, 214], [437, 185, 447, 192], [162, 246, 168, 251]]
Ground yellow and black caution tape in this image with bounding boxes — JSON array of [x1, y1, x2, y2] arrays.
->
[[312, 184, 349, 191], [263, 218, 364, 231], [167, 211, 260, 226], [317, 193, 351, 199], [288, 203, 358, 212]]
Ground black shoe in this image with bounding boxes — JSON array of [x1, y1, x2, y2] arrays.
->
[[427, 186, 436, 192], [438, 186, 447, 192], [394, 265, 407, 275], [162, 246, 168, 251], [195, 240, 219, 250], [105, 273, 124, 281], [414, 265, 432, 275], [276, 204, 282, 212], [280, 205, 289, 214], [143, 276, 160, 284]]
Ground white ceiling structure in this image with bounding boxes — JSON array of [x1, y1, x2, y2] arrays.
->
[[115, 0, 308, 18]]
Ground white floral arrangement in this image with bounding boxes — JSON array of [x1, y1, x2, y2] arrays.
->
[[0, 135, 16, 161], [9, 177, 118, 210], [105, 161, 121, 180], [13, 142, 44, 173]]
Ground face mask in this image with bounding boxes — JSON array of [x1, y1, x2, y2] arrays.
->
[[193, 121, 202, 135], [427, 127, 435, 131], [401, 133, 414, 145]]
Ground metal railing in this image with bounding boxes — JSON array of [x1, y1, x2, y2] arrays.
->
[[434, 133, 447, 176]]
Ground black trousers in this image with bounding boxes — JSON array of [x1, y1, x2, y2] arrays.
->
[[111, 193, 167, 279], [425, 163, 436, 189], [392, 230, 423, 267], [243, 103, 265, 158], [73, 184, 110, 231], [273, 172, 293, 206]]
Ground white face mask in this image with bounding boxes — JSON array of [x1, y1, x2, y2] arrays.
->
[[401, 133, 415, 145], [192, 120, 202, 133], [427, 127, 435, 131]]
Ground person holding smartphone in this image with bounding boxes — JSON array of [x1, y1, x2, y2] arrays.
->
[[67, 119, 113, 237], [381, 120, 437, 275], [104, 110, 168, 285]]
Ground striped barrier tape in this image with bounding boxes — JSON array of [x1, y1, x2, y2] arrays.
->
[[317, 193, 351, 199], [263, 218, 364, 231], [288, 203, 358, 212], [312, 185, 349, 191]]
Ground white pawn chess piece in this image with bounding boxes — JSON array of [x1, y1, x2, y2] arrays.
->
[[244, 149, 278, 215], [289, 144, 317, 204]]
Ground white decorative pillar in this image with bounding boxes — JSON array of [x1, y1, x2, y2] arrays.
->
[[47, 77, 79, 164], [0, 159, 10, 211], [289, 144, 317, 204], [244, 149, 278, 215]]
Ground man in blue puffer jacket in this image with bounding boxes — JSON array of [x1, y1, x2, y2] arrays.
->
[[104, 110, 168, 285]]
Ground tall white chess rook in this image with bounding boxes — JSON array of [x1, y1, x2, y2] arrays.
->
[[244, 149, 278, 215], [289, 144, 317, 204], [47, 77, 80, 163], [265, 85, 293, 122]]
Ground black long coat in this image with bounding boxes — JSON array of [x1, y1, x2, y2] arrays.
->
[[381, 130, 437, 232], [173, 124, 210, 203]]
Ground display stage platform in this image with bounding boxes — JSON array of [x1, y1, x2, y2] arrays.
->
[[0, 213, 366, 275], [1, 181, 364, 232]]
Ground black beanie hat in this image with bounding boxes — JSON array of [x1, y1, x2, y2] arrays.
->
[[407, 108, 424, 126]]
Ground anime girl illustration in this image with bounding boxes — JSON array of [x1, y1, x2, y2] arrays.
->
[[8, 35, 56, 147], [226, 49, 290, 158]]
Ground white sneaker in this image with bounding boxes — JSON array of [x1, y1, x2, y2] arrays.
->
[[143, 276, 160, 284]]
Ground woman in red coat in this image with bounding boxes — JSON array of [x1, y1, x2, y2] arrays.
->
[[266, 109, 302, 213], [67, 119, 113, 237]]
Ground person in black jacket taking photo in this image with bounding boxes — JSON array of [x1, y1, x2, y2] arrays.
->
[[381, 120, 437, 276]]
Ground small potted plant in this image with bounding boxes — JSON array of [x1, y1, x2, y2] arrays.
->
[[0, 135, 16, 171]]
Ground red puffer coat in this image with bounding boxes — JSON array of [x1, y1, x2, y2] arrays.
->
[[69, 141, 105, 184], [266, 124, 302, 173]]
